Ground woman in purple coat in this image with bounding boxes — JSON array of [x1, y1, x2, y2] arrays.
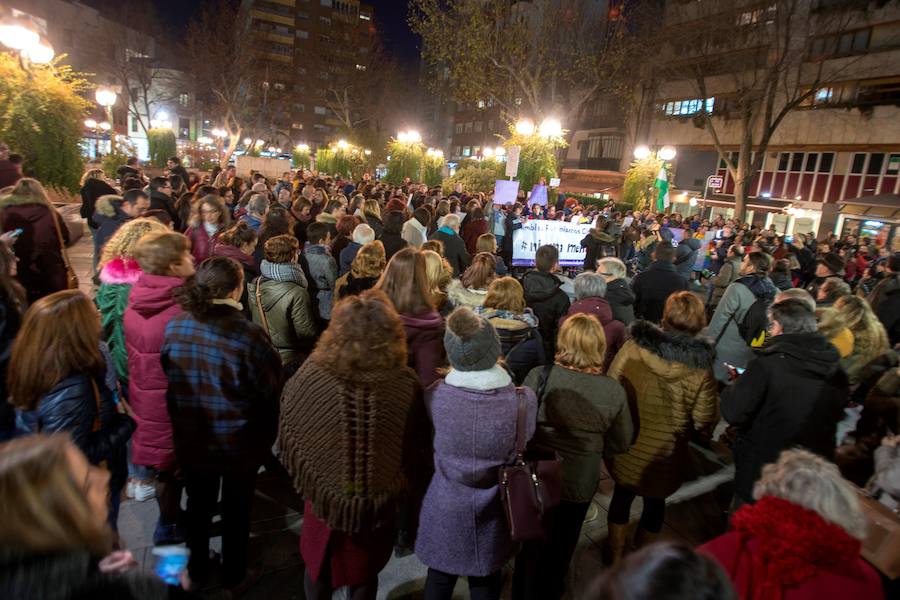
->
[[416, 306, 537, 600]]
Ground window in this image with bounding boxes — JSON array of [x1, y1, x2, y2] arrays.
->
[[294, 103, 305, 113], [477, 100, 485, 109], [178, 118, 190, 137], [320, 0, 332, 6], [297, 30, 309, 39], [660, 97, 715, 116], [809, 28, 871, 59], [473, 146, 481, 156], [790, 153, 804, 172], [867, 153, 885, 175], [314, 106, 327, 115], [737, 4, 776, 26], [851, 153, 866, 173], [818, 152, 834, 172], [804, 153, 818, 172], [887, 154, 900, 175], [454, 123, 463, 134], [577, 134, 625, 170], [130, 87, 139, 100], [292, 123, 303, 130], [297, 11, 308, 19], [462, 146, 471, 157], [313, 124, 329, 133], [514, 98, 523, 106], [355, 64, 366, 71], [179, 93, 189, 107], [777, 153, 790, 171], [474, 121, 483, 132], [130, 116, 138, 133], [464, 121, 473, 133], [454, 146, 461, 157], [360, 12, 371, 21], [273, 82, 286, 91], [320, 16, 331, 26]]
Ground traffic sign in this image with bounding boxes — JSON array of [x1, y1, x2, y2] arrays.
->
[[707, 175, 724, 190]]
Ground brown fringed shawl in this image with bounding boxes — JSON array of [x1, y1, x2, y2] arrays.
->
[[278, 357, 424, 533]]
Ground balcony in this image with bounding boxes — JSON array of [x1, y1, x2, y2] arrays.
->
[[250, 5, 294, 27]]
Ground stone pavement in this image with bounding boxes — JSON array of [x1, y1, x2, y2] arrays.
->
[[66, 216, 736, 599]]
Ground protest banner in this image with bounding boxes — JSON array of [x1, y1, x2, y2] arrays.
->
[[512, 219, 593, 267], [493, 179, 520, 205]]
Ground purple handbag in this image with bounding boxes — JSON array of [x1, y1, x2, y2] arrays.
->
[[498, 377, 562, 541]]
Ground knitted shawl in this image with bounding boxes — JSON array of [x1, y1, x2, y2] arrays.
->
[[278, 357, 423, 534]]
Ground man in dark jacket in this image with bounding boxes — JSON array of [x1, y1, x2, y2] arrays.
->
[[149, 177, 180, 230], [790, 234, 816, 286], [805, 252, 846, 302], [721, 299, 848, 507], [869, 252, 900, 346], [116, 156, 143, 183], [166, 156, 190, 189], [94, 190, 150, 252], [429, 213, 470, 277], [631, 242, 687, 323], [674, 236, 702, 283], [523, 245, 571, 356]]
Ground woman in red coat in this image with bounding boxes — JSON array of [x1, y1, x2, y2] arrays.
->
[[461, 207, 489, 257], [699, 449, 883, 600], [0, 178, 70, 304], [184, 194, 230, 264], [123, 231, 195, 545]]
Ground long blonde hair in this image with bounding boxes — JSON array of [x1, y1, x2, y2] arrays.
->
[[79, 168, 106, 187], [4, 178, 50, 205], [0, 434, 111, 555], [833, 295, 889, 372], [423, 249, 451, 300], [99, 217, 169, 267], [351, 240, 386, 279]]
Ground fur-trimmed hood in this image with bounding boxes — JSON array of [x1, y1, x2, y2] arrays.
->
[[94, 194, 124, 218], [447, 279, 488, 309], [98, 257, 143, 285], [629, 319, 715, 377], [0, 193, 51, 209]]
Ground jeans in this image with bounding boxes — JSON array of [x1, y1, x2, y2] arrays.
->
[[424, 568, 503, 600], [154, 469, 185, 545], [512, 501, 590, 600], [608, 484, 666, 533], [183, 461, 259, 587]]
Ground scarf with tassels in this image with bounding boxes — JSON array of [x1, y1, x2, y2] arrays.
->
[[728, 496, 862, 600], [277, 357, 424, 534]]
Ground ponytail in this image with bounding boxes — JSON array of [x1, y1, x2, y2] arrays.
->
[[173, 257, 244, 317]]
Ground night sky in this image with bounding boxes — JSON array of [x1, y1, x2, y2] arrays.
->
[[86, 0, 420, 67]]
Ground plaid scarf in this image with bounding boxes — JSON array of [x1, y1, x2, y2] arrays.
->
[[260, 260, 307, 287]]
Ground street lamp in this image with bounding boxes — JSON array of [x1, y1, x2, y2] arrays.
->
[[363, 148, 372, 156], [84, 118, 97, 129], [296, 143, 310, 152], [658, 146, 677, 161], [538, 118, 562, 138], [482, 147, 494, 158], [515, 119, 535, 136], [633, 145, 651, 160], [0, 15, 38, 50], [24, 36, 53, 63], [336, 139, 349, 150], [95, 87, 118, 152], [495, 146, 506, 157], [397, 130, 422, 144], [98, 121, 111, 132], [243, 137, 253, 146]]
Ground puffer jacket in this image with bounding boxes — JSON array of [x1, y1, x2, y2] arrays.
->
[[123, 273, 184, 470], [79, 177, 117, 229], [474, 307, 546, 385], [304, 244, 337, 320], [446, 279, 488, 310], [248, 269, 317, 365], [604, 278, 635, 325], [607, 321, 718, 498], [560, 296, 626, 372], [16, 373, 135, 466], [869, 273, 900, 346], [523, 270, 571, 356], [0, 194, 69, 304], [95, 258, 143, 383], [93, 195, 131, 253]]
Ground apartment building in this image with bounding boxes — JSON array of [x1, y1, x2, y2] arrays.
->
[[644, 0, 900, 247], [247, 0, 376, 149]]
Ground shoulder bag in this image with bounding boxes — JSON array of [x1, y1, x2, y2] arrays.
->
[[50, 208, 78, 289], [254, 276, 272, 336], [498, 380, 562, 541]]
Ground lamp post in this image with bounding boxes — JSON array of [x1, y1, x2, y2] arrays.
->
[[83, 118, 111, 157], [95, 87, 118, 153], [0, 11, 55, 67]]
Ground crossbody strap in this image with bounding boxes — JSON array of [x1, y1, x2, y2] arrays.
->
[[513, 388, 527, 458], [49, 208, 73, 272], [536, 362, 554, 402]]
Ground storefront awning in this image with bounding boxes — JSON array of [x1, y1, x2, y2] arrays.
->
[[558, 168, 626, 196], [838, 194, 900, 220]]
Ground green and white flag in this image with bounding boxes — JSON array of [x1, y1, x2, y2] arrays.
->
[[654, 167, 670, 212]]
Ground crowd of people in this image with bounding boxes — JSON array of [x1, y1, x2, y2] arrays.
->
[[0, 152, 897, 600]]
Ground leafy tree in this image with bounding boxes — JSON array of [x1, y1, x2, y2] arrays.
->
[[292, 149, 311, 171], [623, 156, 665, 211], [443, 166, 502, 195], [148, 129, 177, 168], [422, 152, 445, 187], [384, 140, 424, 185], [101, 137, 139, 180], [0, 55, 90, 192], [500, 124, 567, 193]]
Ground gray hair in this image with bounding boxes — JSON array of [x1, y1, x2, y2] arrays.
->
[[754, 449, 867, 540], [775, 288, 815, 312], [442, 213, 461, 231], [248, 194, 268, 216], [574, 272, 607, 300], [352, 223, 375, 244], [597, 257, 627, 280], [769, 298, 817, 334]]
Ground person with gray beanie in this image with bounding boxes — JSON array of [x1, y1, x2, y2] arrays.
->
[[415, 306, 537, 600]]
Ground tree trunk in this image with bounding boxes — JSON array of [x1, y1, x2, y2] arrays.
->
[[222, 130, 240, 168]]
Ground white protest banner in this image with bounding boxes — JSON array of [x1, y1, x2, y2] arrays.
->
[[493, 179, 520, 205], [505, 145, 521, 178], [512, 219, 593, 267]]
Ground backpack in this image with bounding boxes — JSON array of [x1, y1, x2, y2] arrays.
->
[[715, 281, 771, 349]]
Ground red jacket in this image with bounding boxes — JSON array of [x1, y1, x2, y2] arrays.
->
[[124, 273, 185, 470], [0, 196, 69, 304], [698, 497, 883, 600], [399, 311, 445, 388], [560, 296, 626, 372], [461, 218, 489, 256], [184, 224, 218, 264]]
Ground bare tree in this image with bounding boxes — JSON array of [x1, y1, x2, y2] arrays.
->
[[659, 0, 871, 219], [410, 0, 613, 125], [184, 0, 269, 166]]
